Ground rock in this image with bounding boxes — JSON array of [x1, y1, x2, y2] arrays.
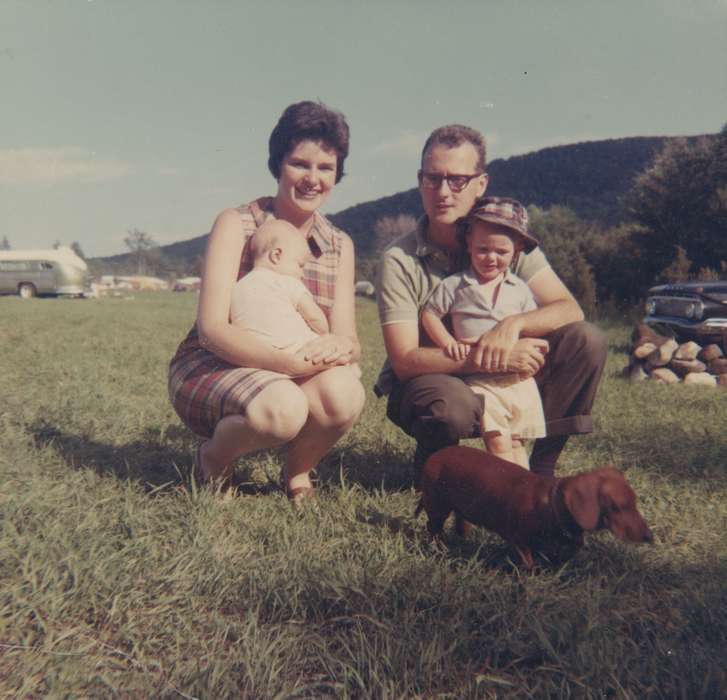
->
[[624, 363, 648, 382], [708, 358, 727, 375], [683, 372, 717, 387], [650, 368, 680, 384], [633, 342, 657, 359], [646, 339, 678, 368], [669, 358, 707, 376], [674, 341, 702, 361], [698, 344, 724, 362], [631, 323, 671, 351]]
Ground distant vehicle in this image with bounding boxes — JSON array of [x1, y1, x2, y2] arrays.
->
[[644, 280, 727, 343], [0, 247, 89, 299], [355, 280, 375, 298]]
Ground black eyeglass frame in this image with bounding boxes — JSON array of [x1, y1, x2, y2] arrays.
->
[[417, 170, 485, 193]]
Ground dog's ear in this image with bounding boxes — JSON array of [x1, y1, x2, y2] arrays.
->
[[563, 473, 601, 531]]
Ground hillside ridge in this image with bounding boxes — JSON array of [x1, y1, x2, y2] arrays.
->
[[92, 134, 697, 269]]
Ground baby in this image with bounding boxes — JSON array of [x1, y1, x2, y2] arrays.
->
[[421, 197, 545, 469], [230, 219, 328, 354]]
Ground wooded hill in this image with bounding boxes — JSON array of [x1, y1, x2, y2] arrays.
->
[[91, 135, 691, 272]]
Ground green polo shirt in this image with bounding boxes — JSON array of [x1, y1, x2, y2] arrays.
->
[[374, 217, 551, 395]]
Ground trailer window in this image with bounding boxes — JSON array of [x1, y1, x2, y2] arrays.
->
[[0, 261, 31, 271]]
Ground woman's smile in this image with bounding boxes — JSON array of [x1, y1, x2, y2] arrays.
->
[[276, 140, 338, 219]]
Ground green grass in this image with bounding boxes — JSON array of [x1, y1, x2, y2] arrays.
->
[[1, 293, 726, 699]]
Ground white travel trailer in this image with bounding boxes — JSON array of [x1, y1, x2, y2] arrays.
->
[[0, 247, 89, 298]]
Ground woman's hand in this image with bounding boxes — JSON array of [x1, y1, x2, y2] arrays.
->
[[298, 333, 355, 366]]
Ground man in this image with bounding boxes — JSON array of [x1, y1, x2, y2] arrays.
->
[[375, 124, 607, 479]]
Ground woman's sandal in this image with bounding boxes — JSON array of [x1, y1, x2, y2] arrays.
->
[[279, 467, 316, 509], [287, 486, 316, 509], [193, 442, 208, 488], [193, 441, 234, 492]]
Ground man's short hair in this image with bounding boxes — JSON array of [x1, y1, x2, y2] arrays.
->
[[421, 125, 486, 172], [268, 101, 350, 183]]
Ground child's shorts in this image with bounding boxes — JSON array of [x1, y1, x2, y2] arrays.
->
[[464, 373, 546, 440]]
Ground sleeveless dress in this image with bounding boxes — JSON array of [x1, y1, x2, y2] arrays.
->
[[168, 197, 344, 438]]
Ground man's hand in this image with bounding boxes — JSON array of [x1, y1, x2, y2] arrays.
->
[[469, 317, 524, 371], [466, 336, 548, 377], [506, 337, 549, 377]]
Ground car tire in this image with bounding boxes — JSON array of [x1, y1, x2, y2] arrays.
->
[[18, 283, 37, 299]]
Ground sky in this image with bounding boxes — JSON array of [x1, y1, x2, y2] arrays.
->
[[2, 0, 726, 258]]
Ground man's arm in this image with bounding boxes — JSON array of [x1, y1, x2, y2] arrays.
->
[[377, 240, 547, 381], [507, 267, 584, 338], [469, 268, 584, 370], [382, 321, 546, 381]]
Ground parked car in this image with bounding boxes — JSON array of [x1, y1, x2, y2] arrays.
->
[[0, 247, 89, 298], [644, 280, 727, 343]]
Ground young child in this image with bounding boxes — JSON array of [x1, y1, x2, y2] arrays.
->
[[230, 219, 328, 355], [421, 197, 545, 469]]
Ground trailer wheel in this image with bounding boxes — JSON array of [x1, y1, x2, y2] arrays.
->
[[18, 283, 37, 299]]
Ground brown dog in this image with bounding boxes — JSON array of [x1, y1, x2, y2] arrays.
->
[[415, 446, 653, 569]]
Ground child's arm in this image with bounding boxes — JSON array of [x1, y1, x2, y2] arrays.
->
[[421, 309, 470, 361], [297, 292, 329, 335]]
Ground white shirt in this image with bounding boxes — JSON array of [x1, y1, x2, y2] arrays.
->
[[425, 268, 536, 342], [229, 267, 318, 353]]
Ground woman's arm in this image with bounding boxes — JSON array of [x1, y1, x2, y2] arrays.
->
[[196, 209, 321, 376], [300, 233, 361, 365]]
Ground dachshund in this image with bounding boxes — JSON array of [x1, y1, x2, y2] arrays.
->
[[415, 445, 653, 569]]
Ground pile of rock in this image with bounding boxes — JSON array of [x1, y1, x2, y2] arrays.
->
[[625, 324, 727, 387]]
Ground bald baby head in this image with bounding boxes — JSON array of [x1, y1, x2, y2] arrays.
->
[[252, 220, 311, 280]]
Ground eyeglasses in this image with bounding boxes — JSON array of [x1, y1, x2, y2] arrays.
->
[[418, 171, 483, 193]]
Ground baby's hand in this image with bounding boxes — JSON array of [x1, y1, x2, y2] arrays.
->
[[445, 341, 470, 361]]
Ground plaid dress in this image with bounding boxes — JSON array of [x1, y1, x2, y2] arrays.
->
[[168, 197, 343, 438]]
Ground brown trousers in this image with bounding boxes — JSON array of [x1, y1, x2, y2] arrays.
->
[[386, 321, 608, 476]]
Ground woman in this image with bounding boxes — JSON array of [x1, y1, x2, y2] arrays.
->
[[168, 101, 365, 506]]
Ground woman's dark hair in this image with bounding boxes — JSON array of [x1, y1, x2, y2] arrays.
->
[[268, 101, 350, 183]]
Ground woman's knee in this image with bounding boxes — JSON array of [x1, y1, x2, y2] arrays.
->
[[246, 381, 309, 441], [307, 366, 366, 429]]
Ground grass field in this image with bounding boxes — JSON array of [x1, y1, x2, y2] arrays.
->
[[1, 292, 726, 699]]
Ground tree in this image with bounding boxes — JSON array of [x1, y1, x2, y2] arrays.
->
[[358, 214, 417, 282], [124, 228, 158, 275], [527, 205, 598, 292], [0, 236, 10, 250], [626, 131, 727, 283], [571, 254, 598, 318], [587, 223, 648, 305], [374, 214, 417, 255], [658, 246, 692, 283]]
